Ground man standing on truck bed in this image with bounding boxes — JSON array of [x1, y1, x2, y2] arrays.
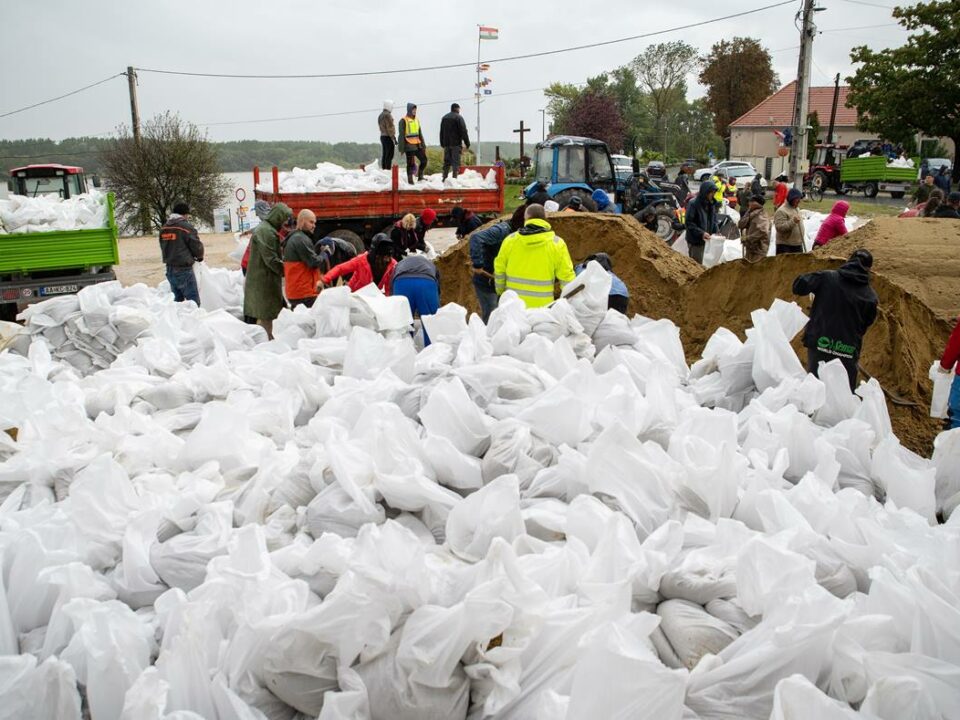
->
[[439, 103, 470, 181], [378, 100, 396, 170], [399, 103, 427, 184], [159, 201, 204, 305], [244, 203, 293, 339]]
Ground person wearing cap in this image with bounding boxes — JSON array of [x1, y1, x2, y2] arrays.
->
[[321, 233, 397, 295], [439, 103, 471, 181], [391, 254, 441, 346], [774, 188, 806, 254], [793, 248, 878, 391], [451, 206, 483, 239], [244, 202, 293, 338], [378, 100, 396, 170], [591, 188, 615, 213], [738, 194, 771, 263], [773, 175, 790, 208], [417, 208, 437, 243], [575, 252, 629, 314], [562, 196, 585, 212], [282, 210, 324, 309], [933, 191, 960, 219], [469, 220, 512, 321], [814, 200, 850, 247], [494, 204, 575, 309], [158, 201, 204, 305], [398, 103, 427, 184]]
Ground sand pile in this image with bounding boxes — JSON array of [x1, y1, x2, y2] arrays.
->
[[436, 213, 702, 322]]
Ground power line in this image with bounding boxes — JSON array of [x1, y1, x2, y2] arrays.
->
[[138, 1, 795, 80], [0, 74, 126, 119], [820, 23, 900, 32], [838, 0, 895, 8]]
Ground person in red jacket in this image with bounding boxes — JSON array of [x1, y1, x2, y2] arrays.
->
[[814, 200, 850, 247], [321, 233, 397, 294], [937, 317, 960, 429], [773, 176, 790, 208]]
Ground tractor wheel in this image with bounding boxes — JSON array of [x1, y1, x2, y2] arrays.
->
[[812, 170, 829, 190], [864, 182, 879, 198], [328, 228, 365, 254], [553, 188, 598, 212]]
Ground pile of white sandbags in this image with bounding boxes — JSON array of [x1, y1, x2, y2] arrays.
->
[[257, 161, 498, 194], [0, 261, 958, 720], [0, 191, 108, 234]]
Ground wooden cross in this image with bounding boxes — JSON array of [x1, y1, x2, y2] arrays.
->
[[513, 120, 530, 170]]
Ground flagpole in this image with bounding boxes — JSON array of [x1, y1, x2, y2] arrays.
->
[[476, 25, 482, 165]]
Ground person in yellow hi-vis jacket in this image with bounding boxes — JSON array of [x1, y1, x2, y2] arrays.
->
[[493, 204, 576, 309]]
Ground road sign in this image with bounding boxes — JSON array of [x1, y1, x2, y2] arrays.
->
[[235, 188, 246, 202]]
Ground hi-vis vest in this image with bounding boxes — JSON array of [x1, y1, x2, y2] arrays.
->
[[493, 218, 576, 309], [711, 176, 725, 204], [404, 116, 421, 144]]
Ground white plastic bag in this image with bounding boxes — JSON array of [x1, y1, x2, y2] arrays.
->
[[657, 598, 739, 670], [445, 475, 524, 562], [929, 361, 954, 419]]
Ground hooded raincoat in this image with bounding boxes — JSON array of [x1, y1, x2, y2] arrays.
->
[[493, 218, 575, 308], [684, 181, 718, 247], [814, 201, 849, 247], [243, 203, 293, 321]]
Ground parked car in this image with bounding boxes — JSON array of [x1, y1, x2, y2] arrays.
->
[[693, 160, 755, 182], [611, 154, 635, 182], [645, 160, 667, 180], [725, 166, 768, 190], [926, 158, 952, 176]]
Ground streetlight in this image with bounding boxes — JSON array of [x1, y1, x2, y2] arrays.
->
[[539, 109, 546, 141]]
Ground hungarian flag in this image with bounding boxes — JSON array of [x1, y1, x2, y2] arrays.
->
[[479, 26, 499, 40]]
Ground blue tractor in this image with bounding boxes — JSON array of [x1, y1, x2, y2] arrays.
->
[[524, 136, 621, 211]]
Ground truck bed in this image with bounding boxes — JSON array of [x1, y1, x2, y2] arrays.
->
[[253, 165, 505, 219], [0, 193, 120, 274], [840, 157, 918, 183]]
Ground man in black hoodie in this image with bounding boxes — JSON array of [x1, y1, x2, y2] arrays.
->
[[684, 181, 718, 265], [439, 103, 471, 180], [793, 249, 879, 391], [158, 201, 204, 304]]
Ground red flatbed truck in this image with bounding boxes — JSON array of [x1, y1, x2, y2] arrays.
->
[[253, 164, 505, 251]]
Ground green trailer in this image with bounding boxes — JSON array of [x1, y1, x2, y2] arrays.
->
[[0, 192, 119, 321], [838, 156, 918, 199]]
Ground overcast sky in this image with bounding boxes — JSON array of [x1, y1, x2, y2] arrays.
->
[[2, 0, 912, 147]]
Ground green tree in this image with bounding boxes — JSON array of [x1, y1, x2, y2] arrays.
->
[[699, 37, 780, 156], [543, 82, 584, 138], [671, 99, 725, 162], [103, 112, 230, 233], [847, 0, 960, 180], [631, 41, 698, 155]]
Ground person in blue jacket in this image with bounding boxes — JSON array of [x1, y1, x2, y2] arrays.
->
[[591, 188, 615, 213], [468, 220, 512, 321], [575, 252, 629, 314]]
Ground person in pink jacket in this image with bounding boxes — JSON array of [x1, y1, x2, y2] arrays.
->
[[814, 200, 850, 247]]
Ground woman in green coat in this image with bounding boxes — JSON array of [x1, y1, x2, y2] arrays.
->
[[243, 203, 293, 338]]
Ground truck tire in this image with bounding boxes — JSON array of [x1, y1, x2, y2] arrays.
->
[[328, 229, 365, 254], [634, 209, 676, 241], [812, 170, 829, 190], [553, 189, 598, 212], [864, 182, 879, 198], [890, 191, 905, 199]]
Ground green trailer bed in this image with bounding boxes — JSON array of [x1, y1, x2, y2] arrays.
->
[[839, 156, 918, 183], [0, 193, 119, 274]]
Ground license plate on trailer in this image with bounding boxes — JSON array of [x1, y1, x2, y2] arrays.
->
[[39, 284, 79, 296]]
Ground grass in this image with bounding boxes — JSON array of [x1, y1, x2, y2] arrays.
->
[[802, 197, 904, 218], [504, 190, 526, 216]]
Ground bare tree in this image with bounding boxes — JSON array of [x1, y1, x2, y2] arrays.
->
[[103, 112, 230, 233], [631, 41, 697, 153]]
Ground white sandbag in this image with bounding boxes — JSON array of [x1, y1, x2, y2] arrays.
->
[[860, 675, 940, 720], [657, 598, 739, 670], [481, 418, 557, 486], [750, 305, 806, 392], [929, 362, 954, 419], [149, 502, 234, 591], [561, 260, 610, 336], [342, 326, 416, 382], [260, 628, 338, 717], [770, 674, 860, 720], [871, 437, 937, 523], [419, 376, 492, 456], [444, 475, 524, 562], [659, 564, 738, 606], [305, 483, 385, 539], [704, 598, 758, 635], [736, 535, 817, 617], [0, 654, 82, 720], [932, 428, 960, 516]]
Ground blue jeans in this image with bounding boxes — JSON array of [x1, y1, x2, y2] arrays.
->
[[393, 276, 440, 346], [472, 279, 499, 323], [949, 374, 960, 430], [166, 266, 200, 305]]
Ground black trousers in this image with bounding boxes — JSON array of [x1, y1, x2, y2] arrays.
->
[[405, 147, 428, 182], [688, 243, 704, 264], [807, 347, 858, 391], [443, 146, 462, 179], [289, 296, 316, 309], [776, 244, 802, 255], [380, 135, 394, 169]]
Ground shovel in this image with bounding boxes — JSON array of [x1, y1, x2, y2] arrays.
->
[[857, 363, 918, 407]]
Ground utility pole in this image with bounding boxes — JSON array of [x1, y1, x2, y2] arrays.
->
[[789, 0, 819, 190], [513, 121, 530, 173], [126, 66, 141, 142], [539, 109, 546, 142]]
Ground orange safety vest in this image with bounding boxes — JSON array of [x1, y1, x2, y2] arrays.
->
[[404, 116, 421, 144]]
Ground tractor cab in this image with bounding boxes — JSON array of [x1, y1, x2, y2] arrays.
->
[[806, 144, 849, 192], [7, 164, 94, 199], [524, 136, 619, 211]]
